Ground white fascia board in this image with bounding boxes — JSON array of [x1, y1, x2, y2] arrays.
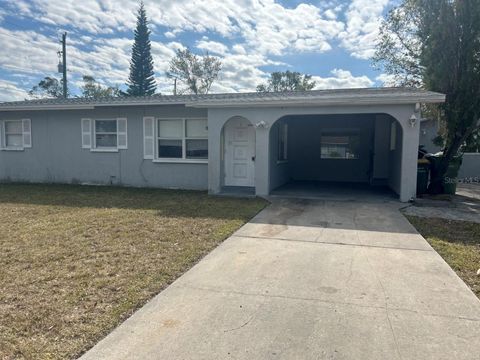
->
[[94, 101, 187, 108], [186, 95, 446, 108], [0, 105, 96, 111]]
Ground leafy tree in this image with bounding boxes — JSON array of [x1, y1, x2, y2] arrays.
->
[[167, 48, 222, 95], [464, 129, 480, 153], [374, 0, 480, 193], [256, 71, 316, 92], [80, 76, 121, 98], [28, 77, 65, 99], [372, 0, 423, 87], [126, 1, 156, 96]]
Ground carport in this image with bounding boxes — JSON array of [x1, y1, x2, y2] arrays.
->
[[268, 113, 402, 200], [194, 88, 445, 202]]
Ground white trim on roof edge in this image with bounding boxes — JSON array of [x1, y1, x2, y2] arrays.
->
[[185, 95, 446, 108], [0, 89, 446, 112]]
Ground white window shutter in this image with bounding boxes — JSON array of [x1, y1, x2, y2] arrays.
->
[[22, 119, 32, 148], [117, 118, 128, 149], [81, 118, 92, 149], [143, 116, 155, 159]]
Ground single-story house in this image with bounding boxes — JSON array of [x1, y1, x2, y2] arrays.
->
[[0, 87, 445, 202]]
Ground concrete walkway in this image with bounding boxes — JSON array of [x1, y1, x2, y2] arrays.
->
[[81, 198, 480, 360], [403, 183, 480, 223]]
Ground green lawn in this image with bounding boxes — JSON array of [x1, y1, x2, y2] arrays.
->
[[406, 216, 480, 299], [0, 184, 266, 360]]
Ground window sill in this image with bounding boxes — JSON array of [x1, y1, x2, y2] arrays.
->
[[90, 148, 119, 153], [152, 159, 208, 164], [276, 160, 288, 165], [1, 147, 24, 151]]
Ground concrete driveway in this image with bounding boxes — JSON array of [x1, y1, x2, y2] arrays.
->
[[81, 198, 480, 360]]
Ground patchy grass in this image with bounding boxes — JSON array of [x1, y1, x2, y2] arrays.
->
[[406, 216, 480, 299], [0, 184, 266, 360]]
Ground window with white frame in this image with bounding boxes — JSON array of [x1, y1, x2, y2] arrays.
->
[[5, 120, 23, 148], [95, 119, 118, 148], [0, 119, 31, 150], [157, 118, 208, 160], [278, 122, 288, 162], [81, 118, 127, 151]]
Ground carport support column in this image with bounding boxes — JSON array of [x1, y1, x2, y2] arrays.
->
[[255, 125, 270, 196], [399, 115, 421, 202], [207, 109, 223, 195]]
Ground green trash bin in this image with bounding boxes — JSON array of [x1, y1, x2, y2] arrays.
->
[[417, 159, 430, 195], [443, 157, 463, 195]]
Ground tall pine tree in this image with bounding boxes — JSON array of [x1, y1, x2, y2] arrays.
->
[[126, 2, 156, 96]]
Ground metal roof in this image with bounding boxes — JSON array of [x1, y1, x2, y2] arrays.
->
[[0, 87, 445, 111]]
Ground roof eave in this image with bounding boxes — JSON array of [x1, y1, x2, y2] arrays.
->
[[0, 93, 446, 111], [186, 95, 446, 108], [0, 100, 189, 111], [0, 104, 96, 111]]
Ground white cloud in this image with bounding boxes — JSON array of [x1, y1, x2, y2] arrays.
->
[[5, 0, 343, 57], [0, 28, 59, 75], [324, 9, 337, 20], [375, 73, 396, 86], [196, 40, 229, 56], [312, 69, 374, 89], [7, 0, 138, 34], [0, 79, 29, 101], [232, 44, 247, 55], [0, 1, 384, 99], [339, 0, 390, 59]]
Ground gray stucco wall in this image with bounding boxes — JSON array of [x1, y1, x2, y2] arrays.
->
[[269, 119, 290, 190], [0, 105, 209, 189], [286, 114, 375, 183], [388, 120, 403, 195], [208, 104, 418, 202], [269, 114, 397, 190], [373, 115, 391, 182]]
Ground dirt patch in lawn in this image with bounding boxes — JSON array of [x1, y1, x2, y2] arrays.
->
[[406, 216, 480, 299], [0, 184, 266, 360]]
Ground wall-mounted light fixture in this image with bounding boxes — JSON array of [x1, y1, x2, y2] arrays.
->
[[255, 120, 269, 129], [409, 114, 417, 128]]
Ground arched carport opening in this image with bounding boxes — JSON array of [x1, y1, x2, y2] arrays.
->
[[268, 113, 404, 199], [220, 116, 256, 194]]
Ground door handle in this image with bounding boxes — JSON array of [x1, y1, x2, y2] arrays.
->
[[251, 156, 256, 162]]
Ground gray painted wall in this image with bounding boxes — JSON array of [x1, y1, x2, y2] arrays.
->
[[208, 104, 418, 202], [269, 119, 290, 190], [373, 115, 391, 182], [0, 105, 209, 189], [2, 102, 420, 202], [286, 114, 374, 183], [458, 153, 480, 180], [388, 120, 403, 195], [269, 114, 396, 190]]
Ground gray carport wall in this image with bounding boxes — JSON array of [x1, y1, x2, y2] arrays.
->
[[205, 104, 420, 202]]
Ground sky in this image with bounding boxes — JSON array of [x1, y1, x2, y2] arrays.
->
[[0, 0, 399, 102]]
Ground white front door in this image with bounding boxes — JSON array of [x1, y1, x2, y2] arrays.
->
[[224, 118, 255, 187]]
